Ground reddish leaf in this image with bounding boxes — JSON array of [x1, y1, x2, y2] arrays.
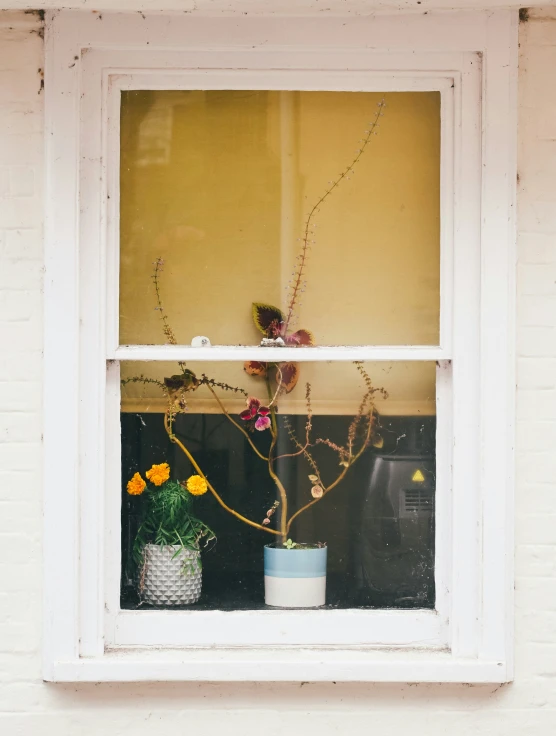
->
[[286, 329, 316, 346], [252, 303, 285, 337], [276, 362, 300, 394], [244, 361, 267, 377]]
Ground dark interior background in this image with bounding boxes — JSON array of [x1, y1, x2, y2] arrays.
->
[[121, 413, 436, 610]]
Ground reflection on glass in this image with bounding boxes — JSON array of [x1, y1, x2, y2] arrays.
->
[[120, 91, 440, 346], [120, 360, 436, 610]]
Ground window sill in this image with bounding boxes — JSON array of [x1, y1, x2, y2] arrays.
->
[[109, 608, 445, 648], [47, 647, 510, 683]]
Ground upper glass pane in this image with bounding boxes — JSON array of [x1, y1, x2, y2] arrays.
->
[[120, 90, 440, 347]]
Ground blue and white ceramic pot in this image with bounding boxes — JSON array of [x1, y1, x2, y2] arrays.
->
[[264, 544, 327, 608]]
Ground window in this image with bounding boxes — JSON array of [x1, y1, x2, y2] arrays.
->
[[44, 9, 516, 682], [119, 89, 440, 614]]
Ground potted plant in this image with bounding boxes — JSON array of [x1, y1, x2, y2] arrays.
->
[[123, 100, 387, 608], [127, 462, 215, 606]]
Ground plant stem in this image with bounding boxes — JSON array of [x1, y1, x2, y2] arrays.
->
[[164, 414, 279, 536], [258, 372, 286, 542], [267, 432, 288, 543], [265, 372, 278, 436], [152, 257, 187, 373], [285, 409, 374, 535], [285, 465, 350, 534], [284, 99, 385, 333], [204, 382, 268, 461]]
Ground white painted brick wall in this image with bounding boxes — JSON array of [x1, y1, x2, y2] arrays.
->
[[0, 12, 44, 710], [1, 8, 556, 735]]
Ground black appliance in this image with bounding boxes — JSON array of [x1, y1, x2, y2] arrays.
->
[[353, 422, 435, 607]]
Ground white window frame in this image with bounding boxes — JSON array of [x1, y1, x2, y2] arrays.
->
[[43, 9, 516, 683]]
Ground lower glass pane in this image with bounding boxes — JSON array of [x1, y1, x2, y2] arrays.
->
[[119, 360, 436, 610]]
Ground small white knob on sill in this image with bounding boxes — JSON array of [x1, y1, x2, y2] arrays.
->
[[191, 335, 211, 347]]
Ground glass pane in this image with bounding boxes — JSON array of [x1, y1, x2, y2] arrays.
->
[[120, 91, 440, 347], [120, 360, 436, 610]]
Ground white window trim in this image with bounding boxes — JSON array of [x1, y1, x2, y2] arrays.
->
[[43, 9, 516, 683]]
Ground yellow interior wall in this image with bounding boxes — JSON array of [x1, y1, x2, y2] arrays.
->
[[120, 361, 436, 417], [119, 90, 440, 414]]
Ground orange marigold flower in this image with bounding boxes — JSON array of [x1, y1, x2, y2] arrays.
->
[[146, 462, 170, 486], [127, 472, 146, 496], [186, 474, 208, 496]]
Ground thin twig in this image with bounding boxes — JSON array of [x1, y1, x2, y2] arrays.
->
[[164, 414, 279, 536], [152, 256, 187, 372], [286, 386, 376, 533], [200, 374, 249, 397], [282, 416, 323, 487], [204, 382, 268, 461], [284, 99, 386, 332]]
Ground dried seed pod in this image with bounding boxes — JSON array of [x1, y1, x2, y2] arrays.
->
[[311, 485, 324, 499]]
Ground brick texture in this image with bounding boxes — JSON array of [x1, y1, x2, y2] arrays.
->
[[1, 8, 556, 735]]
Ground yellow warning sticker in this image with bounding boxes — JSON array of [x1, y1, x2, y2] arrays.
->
[[412, 469, 425, 483]]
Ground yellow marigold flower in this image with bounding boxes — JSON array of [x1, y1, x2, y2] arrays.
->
[[146, 462, 170, 487], [127, 472, 146, 496], [186, 474, 208, 496]]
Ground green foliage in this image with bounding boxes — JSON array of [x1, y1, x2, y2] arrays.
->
[[133, 479, 215, 568]]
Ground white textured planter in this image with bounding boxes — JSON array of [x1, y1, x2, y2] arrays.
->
[[141, 544, 202, 606], [264, 544, 327, 608]]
